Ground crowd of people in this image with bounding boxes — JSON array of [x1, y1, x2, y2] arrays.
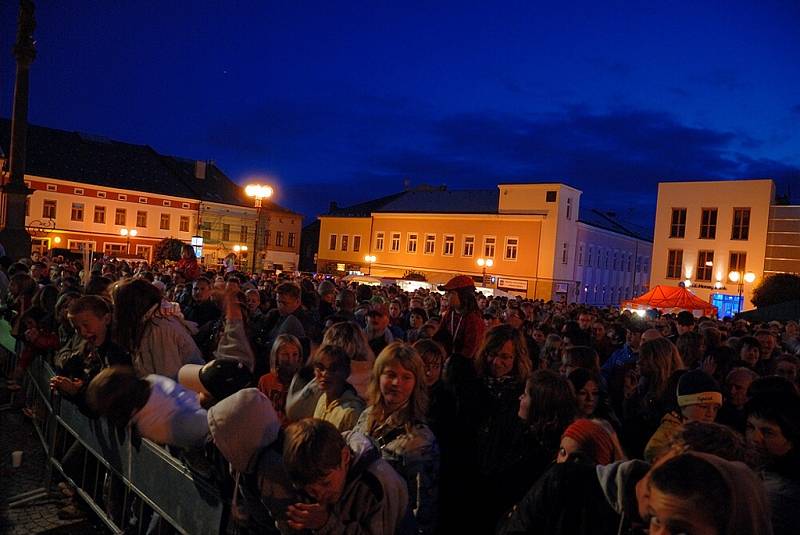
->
[[2, 244, 799, 535]]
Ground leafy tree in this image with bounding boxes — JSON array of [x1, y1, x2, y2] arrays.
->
[[154, 238, 185, 262], [750, 273, 800, 308]]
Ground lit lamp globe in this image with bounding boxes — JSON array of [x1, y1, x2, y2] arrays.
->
[[743, 272, 756, 283], [728, 271, 740, 283], [245, 184, 274, 206]]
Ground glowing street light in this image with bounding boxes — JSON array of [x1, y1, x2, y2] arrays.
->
[[728, 270, 757, 313], [477, 257, 494, 286], [120, 228, 137, 254], [245, 184, 274, 273], [364, 255, 377, 275]]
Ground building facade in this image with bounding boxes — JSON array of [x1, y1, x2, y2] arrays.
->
[[317, 184, 652, 303], [0, 120, 301, 268], [649, 179, 800, 316]]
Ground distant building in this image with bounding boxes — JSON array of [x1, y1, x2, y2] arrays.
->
[[316, 184, 651, 303], [650, 178, 800, 316], [0, 119, 301, 269]]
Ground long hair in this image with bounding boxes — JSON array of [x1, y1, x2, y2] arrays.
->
[[111, 279, 162, 353], [523, 369, 577, 447], [322, 321, 375, 362], [365, 342, 428, 434], [454, 287, 479, 314], [474, 324, 532, 382], [269, 333, 304, 371], [639, 337, 685, 398], [562, 345, 600, 373]]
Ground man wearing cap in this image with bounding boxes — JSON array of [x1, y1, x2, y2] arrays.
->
[[365, 304, 394, 356], [435, 275, 484, 358]]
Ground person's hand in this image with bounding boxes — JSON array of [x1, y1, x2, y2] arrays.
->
[[286, 502, 329, 531], [700, 355, 717, 377], [623, 369, 640, 399], [50, 376, 84, 396]]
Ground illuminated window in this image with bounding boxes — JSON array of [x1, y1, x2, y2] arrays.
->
[[699, 208, 717, 239], [666, 249, 683, 279], [696, 250, 714, 281], [670, 208, 686, 238], [731, 208, 750, 240], [462, 235, 474, 257]]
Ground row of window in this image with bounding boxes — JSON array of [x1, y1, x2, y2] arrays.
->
[[669, 207, 750, 240], [205, 223, 295, 248], [581, 285, 647, 304], [355, 232, 519, 261], [575, 244, 649, 274], [30, 182, 191, 209], [666, 249, 747, 281], [40, 200, 192, 232]]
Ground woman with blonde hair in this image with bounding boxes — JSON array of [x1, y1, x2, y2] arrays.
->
[[622, 336, 685, 458], [354, 341, 439, 534]]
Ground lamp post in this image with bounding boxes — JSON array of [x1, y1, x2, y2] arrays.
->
[[728, 270, 756, 313], [477, 257, 494, 286], [364, 255, 376, 275], [245, 184, 274, 275], [120, 228, 137, 254], [233, 244, 248, 270]]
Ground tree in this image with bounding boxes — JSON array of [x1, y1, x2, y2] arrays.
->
[[750, 273, 800, 308], [154, 238, 185, 262]]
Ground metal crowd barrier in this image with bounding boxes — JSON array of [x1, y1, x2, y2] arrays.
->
[[9, 356, 228, 535]]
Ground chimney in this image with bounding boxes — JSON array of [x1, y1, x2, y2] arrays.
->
[[194, 160, 207, 179]]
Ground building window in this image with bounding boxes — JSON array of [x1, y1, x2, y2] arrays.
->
[[74, 188, 84, 195], [222, 224, 230, 241], [240, 225, 248, 242], [627, 254, 632, 272], [46, 184, 57, 192], [424, 234, 435, 255], [264, 230, 271, 247], [118, 194, 127, 201], [71, 203, 84, 222], [139, 196, 148, 204], [578, 245, 584, 266], [699, 208, 717, 239], [562, 243, 568, 264], [180, 216, 190, 232], [546, 191, 557, 202], [341, 235, 349, 252], [666, 249, 683, 279], [94, 206, 106, 224], [407, 233, 418, 254], [288, 232, 296, 248], [613, 252, 619, 271], [276, 231, 284, 246], [696, 250, 714, 281], [462, 235, 474, 257], [163, 200, 171, 207], [182, 202, 190, 209], [729, 251, 746, 274], [566, 198, 572, 220], [160, 213, 170, 230], [505, 237, 519, 261], [97, 191, 107, 199], [390, 232, 401, 252], [115, 208, 126, 225], [375, 232, 384, 252], [443, 235, 455, 256], [329, 234, 337, 250], [587, 247, 593, 267], [731, 208, 750, 240], [136, 211, 147, 227], [42, 200, 57, 219], [670, 208, 687, 238], [483, 236, 496, 258], [351, 235, 359, 252]]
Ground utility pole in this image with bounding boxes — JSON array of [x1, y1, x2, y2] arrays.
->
[[0, 1, 36, 259]]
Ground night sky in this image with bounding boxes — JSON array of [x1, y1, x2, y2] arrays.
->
[[1, 1, 798, 228]]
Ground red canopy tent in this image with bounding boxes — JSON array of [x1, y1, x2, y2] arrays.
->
[[622, 285, 717, 317]]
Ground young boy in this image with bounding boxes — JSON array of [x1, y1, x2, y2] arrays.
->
[[283, 419, 410, 534]]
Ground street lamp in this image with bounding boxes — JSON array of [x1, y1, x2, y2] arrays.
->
[[120, 228, 137, 254], [728, 270, 756, 313], [477, 257, 494, 286], [364, 255, 377, 275], [245, 184, 274, 274]]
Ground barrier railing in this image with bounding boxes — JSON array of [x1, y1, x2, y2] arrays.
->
[[10, 356, 228, 535]]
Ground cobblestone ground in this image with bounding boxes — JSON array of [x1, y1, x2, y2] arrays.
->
[[0, 382, 109, 534]]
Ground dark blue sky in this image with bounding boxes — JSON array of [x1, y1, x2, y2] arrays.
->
[[2, 1, 799, 226]]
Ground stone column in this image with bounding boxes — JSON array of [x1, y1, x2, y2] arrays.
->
[[0, 0, 36, 260]]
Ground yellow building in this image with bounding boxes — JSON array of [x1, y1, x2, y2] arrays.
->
[[317, 184, 652, 302], [649, 179, 798, 316], [0, 120, 300, 267]]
